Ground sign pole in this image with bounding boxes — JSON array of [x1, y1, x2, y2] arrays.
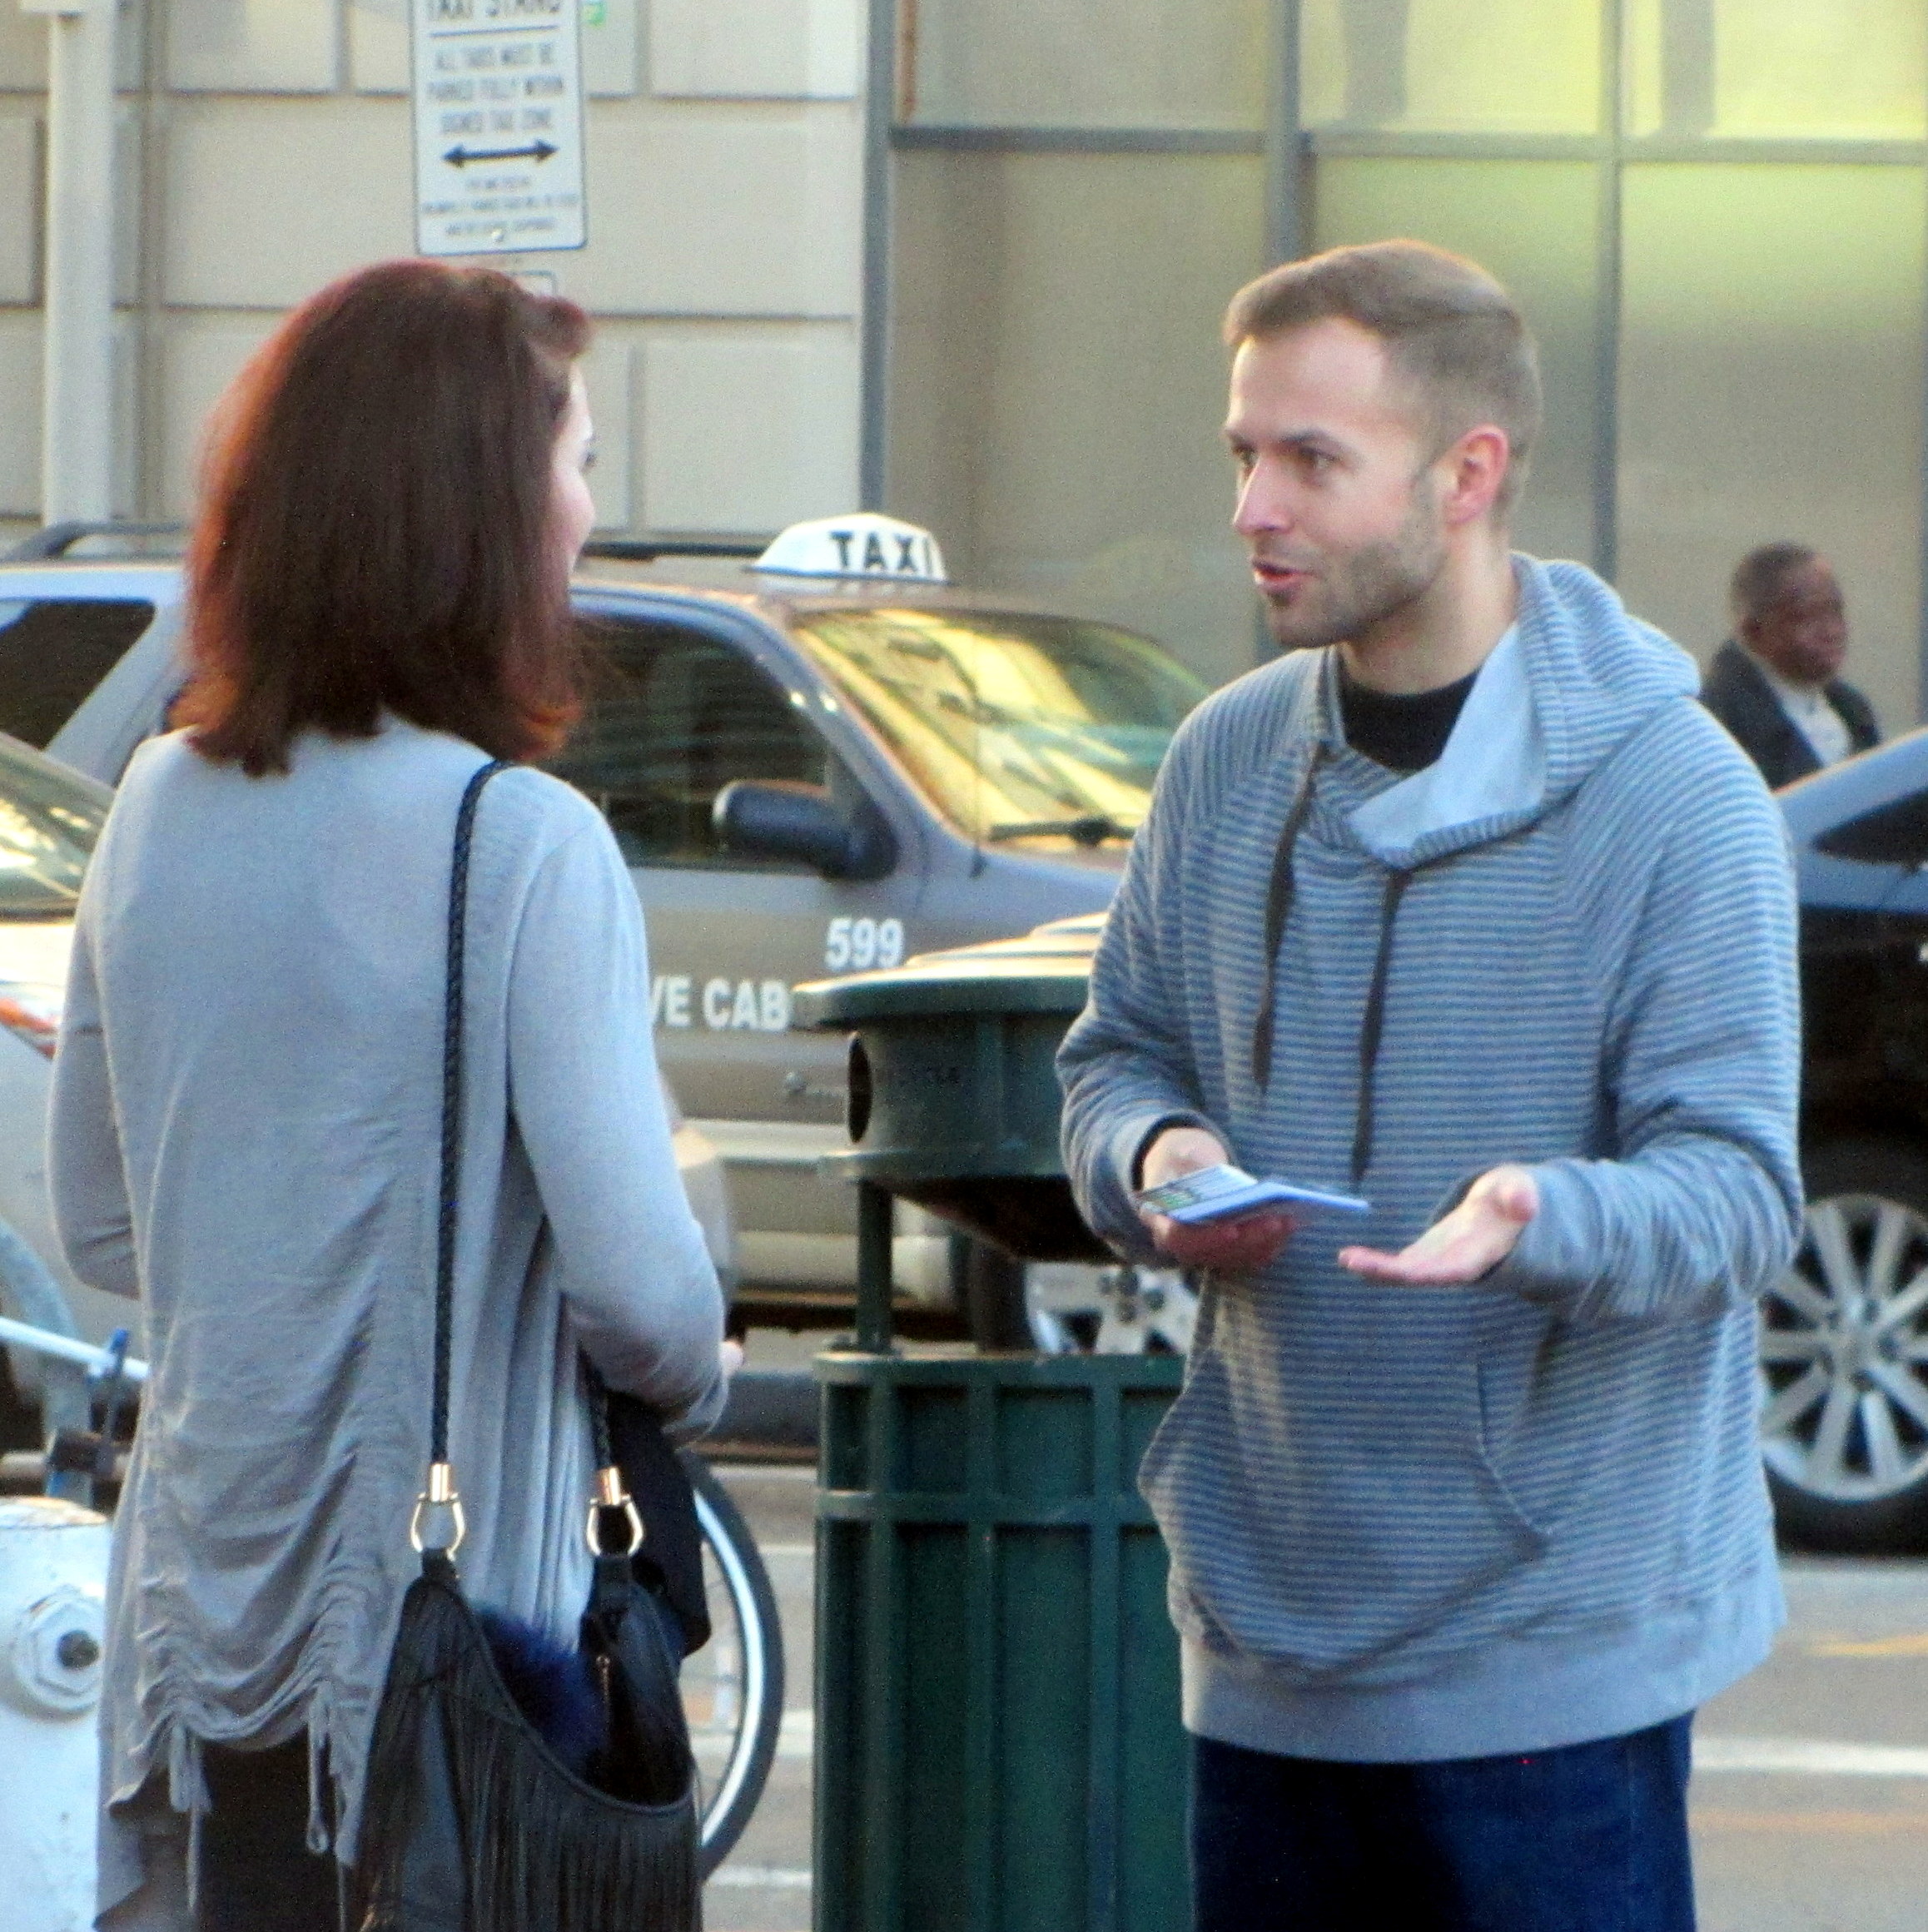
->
[[22, 0, 117, 523]]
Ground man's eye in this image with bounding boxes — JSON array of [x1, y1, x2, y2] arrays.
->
[[583, 449, 598, 472], [1232, 448, 1256, 473]]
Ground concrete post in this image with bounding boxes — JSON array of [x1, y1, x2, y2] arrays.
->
[[22, 0, 117, 524]]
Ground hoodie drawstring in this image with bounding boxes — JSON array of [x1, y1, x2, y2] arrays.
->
[[1352, 869, 1411, 1188], [1250, 744, 1328, 1090], [1249, 745, 1414, 1189]]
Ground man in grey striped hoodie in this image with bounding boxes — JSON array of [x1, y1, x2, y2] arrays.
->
[[1058, 241, 1802, 1930]]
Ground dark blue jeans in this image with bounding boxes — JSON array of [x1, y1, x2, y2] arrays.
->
[[1191, 1715, 1696, 1932]]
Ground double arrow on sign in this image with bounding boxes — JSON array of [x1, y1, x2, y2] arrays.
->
[[443, 140, 558, 166]]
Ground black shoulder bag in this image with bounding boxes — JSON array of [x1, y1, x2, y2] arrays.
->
[[354, 762, 703, 1932]]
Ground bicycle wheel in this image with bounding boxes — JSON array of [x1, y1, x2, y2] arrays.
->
[[678, 1451, 786, 1877]]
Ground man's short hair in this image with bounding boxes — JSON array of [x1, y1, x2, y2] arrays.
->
[[1731, 543, 1821, 628], [1223, 240, 1543, 514]]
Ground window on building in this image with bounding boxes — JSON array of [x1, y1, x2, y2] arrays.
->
[[1625, 0, 1926, 141], [1617, 163, 1926, 733], [887, 150, 1267, 690], [1300, 0, 1602, 135], [0, 600, 157, 750], [905, 0, 1266, 130], [549, 622, 827, 868], [1311, 157, 1603, 570]]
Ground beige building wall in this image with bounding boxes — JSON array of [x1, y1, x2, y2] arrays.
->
[[0, 0, 865, 541]]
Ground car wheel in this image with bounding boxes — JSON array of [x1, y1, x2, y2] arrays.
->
[[963, 1244, 1196, 1355], [1762, 1136, 1928, 1554], [1026, 1262, 1197, 1354]]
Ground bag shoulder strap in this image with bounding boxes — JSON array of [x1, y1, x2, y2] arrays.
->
[[411, 759, 647, 1575], [412, 758, 507, 1567]]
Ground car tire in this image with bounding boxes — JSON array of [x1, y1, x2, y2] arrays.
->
[[1762, 1135, 1928, 1554]]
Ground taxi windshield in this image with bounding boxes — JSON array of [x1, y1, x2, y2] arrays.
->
[[791, 608, 1207, 846], [0, 736, 107, 916]]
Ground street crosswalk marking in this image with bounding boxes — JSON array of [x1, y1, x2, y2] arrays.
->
[[1696, 1736, 1928, 1777], [1806, 1631, 1928, 1658], [708, 1866, 812, 1889]]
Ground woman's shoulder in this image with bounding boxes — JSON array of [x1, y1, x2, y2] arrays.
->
[[113, 723, 624, 886], [325, 719, 610, 844], [476, 758, 604, 839]]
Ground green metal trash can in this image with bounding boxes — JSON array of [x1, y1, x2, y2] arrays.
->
[[793, 927, 1188, 1932]]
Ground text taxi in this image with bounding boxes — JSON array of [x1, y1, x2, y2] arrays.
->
[[3, 512, 1208, 1344]]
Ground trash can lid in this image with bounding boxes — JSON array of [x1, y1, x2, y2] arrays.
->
[[793, 915, 1102, 1026]]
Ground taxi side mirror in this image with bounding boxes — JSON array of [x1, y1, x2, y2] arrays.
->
[[713, 780, 895, 881]]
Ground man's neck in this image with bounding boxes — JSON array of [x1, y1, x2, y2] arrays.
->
[[1338, 535, 1518, 696], [1740, 641, 1826, 698]]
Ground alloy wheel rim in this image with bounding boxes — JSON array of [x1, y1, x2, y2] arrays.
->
[[1025, 1262, 1198, 1354], [1760, 1192, 1928, 1502]]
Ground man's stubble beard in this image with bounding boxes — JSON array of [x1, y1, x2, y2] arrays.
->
[[1264, 479, 1450, 654]]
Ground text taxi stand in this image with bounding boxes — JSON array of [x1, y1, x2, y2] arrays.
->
[[793, 940, 1187, 1932]]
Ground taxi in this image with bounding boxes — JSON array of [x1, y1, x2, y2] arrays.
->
[[1, 514, 1208, 1348]]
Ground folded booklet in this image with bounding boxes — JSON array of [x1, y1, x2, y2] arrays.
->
[[1133, 1162, 1372, 1225]]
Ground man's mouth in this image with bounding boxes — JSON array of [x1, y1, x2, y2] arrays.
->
[[1252, 560, 1314, 596]]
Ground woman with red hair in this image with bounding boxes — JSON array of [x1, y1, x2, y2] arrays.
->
[[48, 260, 727, 1930]]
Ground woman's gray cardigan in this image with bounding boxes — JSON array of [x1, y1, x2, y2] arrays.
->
[[47, 720, 727, 1928]]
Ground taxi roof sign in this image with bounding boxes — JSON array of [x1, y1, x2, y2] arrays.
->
[[753, 514, 948, 585]]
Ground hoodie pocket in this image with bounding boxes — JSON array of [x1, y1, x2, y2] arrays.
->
[[1140, 1282, 1548, 1681]]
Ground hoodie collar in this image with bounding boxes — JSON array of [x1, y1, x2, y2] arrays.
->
[[1344, 621, 1542, 864], [1326, 555, 1698, 869]]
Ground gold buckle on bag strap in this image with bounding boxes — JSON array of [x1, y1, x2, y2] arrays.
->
[[586, 1464, 645, 1557], [410, 1461, 467, 1556]]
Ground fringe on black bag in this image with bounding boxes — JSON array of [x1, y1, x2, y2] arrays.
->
[[350, 762, 703, 1932], [355, 1558, 698, 1932]]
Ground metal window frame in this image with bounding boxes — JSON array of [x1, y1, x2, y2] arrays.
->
[[859, 0, 1928, 715]]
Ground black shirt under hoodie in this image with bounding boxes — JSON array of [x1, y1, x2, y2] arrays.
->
[[1338, 661, 1478, 772]]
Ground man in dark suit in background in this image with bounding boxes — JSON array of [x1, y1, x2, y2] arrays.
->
[[1701, 544, 1880, 788]]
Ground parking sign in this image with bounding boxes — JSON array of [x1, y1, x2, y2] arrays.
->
[[411, 0, 587, 257]]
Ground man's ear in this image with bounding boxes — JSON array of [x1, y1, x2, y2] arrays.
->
[[1438, 425, 1510, 530]]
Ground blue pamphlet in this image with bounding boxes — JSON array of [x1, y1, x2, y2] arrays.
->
[[1134, 1162, 1371, 1225]]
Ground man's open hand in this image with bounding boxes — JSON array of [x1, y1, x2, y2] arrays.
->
[[1138, 1126, 1296, 1273], [1338, 1164, 1538, 1284]]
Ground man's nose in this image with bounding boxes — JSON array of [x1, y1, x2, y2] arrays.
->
[[1234, 459, 1292, 539]]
